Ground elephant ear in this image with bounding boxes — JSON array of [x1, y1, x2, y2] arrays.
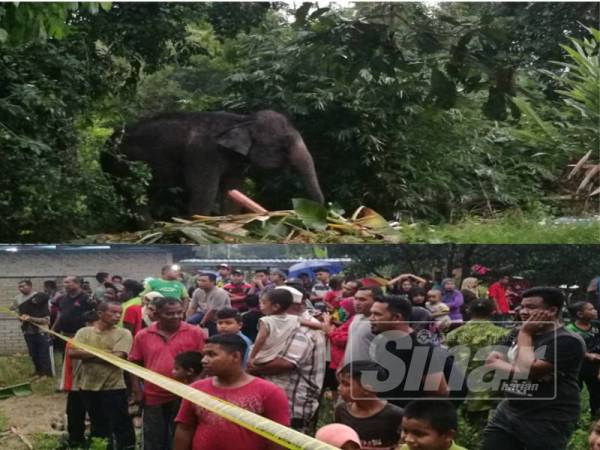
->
[[216, 125, 252, 156]]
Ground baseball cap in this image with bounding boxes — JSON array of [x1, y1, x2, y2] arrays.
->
[[217, 263, 230, 269], [315, 423, 361, 448], [275, 286, 303, 304], [270, 268, 287, 279], [232, 269, 243, 275]]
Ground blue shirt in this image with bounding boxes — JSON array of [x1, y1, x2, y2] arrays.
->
[[237, 331, 253, 368]]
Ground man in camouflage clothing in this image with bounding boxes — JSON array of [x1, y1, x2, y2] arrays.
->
[[445, 298, 508, 428]]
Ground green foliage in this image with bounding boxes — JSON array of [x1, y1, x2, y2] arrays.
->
[[0, 40, 114, 241], [510, 27, 600, 198], [207, 8, 583, 220], [1, 3, 599, 240], [0, 2, 111, 45], [553, 28, 600, 124]]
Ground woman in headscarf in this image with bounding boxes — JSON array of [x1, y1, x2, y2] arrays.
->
[[441, 278, 464, 323], [460, 277, 480, 321]]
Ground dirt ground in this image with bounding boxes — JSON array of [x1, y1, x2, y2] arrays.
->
[[0, 391, 65, 449]]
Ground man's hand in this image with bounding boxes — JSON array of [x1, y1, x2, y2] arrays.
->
[[521, 310, 552, 336], [587, 353, 600, 362], [485, 351, 506, 367], [18, 314, 30, 322]]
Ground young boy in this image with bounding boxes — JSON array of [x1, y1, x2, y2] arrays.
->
[[248, 289, 299, 365], [425, 289, 452, 331], [172, 351, 204, 385], [172, 334, 289, 450], [335, 360, 404, 450], [216, 308, 253, 366], [398, 400, 467, 450]]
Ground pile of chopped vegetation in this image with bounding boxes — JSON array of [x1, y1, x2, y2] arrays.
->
[[83, 200, 404, 244]]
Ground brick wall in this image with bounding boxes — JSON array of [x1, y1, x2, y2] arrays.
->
[[0, 250, 174, 355]]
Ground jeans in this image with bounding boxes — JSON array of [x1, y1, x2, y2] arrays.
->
[[80, 389, 136, 450], [186, 312, 204, 325], [24, 333, 53, 376], [141, 399, 181, 450], [479, 403, 576, 450]]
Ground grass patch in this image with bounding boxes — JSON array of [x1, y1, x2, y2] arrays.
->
[[0, 354, 58, 396], [0, 354, 35, 386], [403, 215, 600, 243]]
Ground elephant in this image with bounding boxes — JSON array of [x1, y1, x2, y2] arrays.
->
[[101, 110, 324, 220]]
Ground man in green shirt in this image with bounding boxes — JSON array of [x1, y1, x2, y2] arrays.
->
[[143, 265, 189, 310], [71, 301, 135, 450]]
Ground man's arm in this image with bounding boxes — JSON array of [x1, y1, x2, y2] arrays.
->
[[172, 423, 194, 450], [512, 328, 554, 379], [249, 330, 309, 376], [200, 291, 229, 326], [186, 293, 199, 318], [485, 314, 555, 379], [387, 273, 422, 286], [248, 357, 295, 376], [423, 371, 449, 398], [200, 309, 217, 327], [20, 315, 50, 327], [128, 361, 144, 404]]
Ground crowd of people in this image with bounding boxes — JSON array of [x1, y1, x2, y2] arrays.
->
[[9, 263, 600, 450]]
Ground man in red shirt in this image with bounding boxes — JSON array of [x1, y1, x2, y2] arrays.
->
[[223, 270, 252, 312], [173, 333, 289, 450], [487, 275, 510, 322], [129, 297, 205, 450]]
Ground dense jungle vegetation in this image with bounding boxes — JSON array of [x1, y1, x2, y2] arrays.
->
[[0, 2, 598, 242]]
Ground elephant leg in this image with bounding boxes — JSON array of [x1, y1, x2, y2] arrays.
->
[[184, 167, 222, 216]]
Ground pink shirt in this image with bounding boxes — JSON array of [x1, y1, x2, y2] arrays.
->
[[128, 322, 205, 405], [175, 377, 289, 450]]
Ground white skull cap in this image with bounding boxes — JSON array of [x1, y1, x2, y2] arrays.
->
[[275, 286, 303, 304]]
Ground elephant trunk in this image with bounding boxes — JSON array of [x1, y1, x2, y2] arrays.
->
[[288, 134, 325, 204]]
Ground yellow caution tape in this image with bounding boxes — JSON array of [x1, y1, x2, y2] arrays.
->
[[0, 306, 338, 450]]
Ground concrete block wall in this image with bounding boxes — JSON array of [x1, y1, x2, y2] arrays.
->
[[0, 250, 174, 355]]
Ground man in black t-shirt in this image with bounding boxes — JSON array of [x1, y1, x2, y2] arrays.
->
[[480, 287, 585, 450], [366, 295, 450, 408], [53, 276, 95, 338], [51, 275, 95, 448], [12, 279, 52, 377]]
